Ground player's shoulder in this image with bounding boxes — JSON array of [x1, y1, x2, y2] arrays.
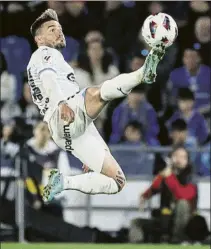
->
[[36, 46, 61, 57], [28, 46, 62, 67]]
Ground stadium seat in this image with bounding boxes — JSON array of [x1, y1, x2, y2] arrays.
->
[[110, 150, 155, 175], [62, 36, 79, 62], [0, 36, 31, 100], [0, 36, 31, 74]]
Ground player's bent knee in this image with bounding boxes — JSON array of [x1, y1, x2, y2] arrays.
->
[[101, 151, 126, 192], [85, 87, 106, 119], [86, 87, 101, 100]]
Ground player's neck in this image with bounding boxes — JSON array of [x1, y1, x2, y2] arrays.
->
[[38, 44, 62, 52]]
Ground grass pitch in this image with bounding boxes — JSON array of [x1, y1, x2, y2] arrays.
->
[[1, 243, 209, 249]]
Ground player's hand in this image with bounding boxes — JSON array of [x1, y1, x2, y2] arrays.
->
[[82, 164, 90, 173], [59, 102, 75, 125]]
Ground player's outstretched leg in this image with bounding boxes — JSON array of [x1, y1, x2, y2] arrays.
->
[[100, 46, 165, 102], [42, 151, 125, 203]]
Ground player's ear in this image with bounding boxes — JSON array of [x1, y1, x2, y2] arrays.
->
[[35, 35, 42, 44]]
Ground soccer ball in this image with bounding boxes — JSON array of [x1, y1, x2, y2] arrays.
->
[[142, 13, 178, 48]]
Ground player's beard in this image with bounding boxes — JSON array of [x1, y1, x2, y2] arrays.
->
[[55, 42, 66, 50]]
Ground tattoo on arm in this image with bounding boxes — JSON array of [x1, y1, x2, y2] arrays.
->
[[115, 170, 125, 190]]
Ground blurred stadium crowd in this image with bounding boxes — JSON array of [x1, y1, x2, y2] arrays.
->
[[0, 0, 210, 244]]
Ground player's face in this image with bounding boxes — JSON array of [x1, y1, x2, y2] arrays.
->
[[37, 20, 66, 49]]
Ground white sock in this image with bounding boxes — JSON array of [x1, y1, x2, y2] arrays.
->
[[63, 172, 119, 194], [100, 67, 144, 101]]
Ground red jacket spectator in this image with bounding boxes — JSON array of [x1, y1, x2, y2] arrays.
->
[[141, 146, 198, 211]]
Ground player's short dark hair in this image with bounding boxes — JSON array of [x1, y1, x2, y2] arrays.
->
[[30, 9, 59, 37], [178, 88, 195, 101], [171, 119, 187, 132]]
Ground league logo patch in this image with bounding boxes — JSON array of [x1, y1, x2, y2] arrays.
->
[[44, 56, 51, 62], [42, 48, 52, 64]]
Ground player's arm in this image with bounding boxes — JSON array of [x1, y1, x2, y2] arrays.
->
[[38, 48, 74, 124], [40, 70, 75, 124]]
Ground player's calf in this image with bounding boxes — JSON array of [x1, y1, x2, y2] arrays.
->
[[101, 151, 126, 192]]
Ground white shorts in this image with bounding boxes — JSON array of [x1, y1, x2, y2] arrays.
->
[[48, 89, 108, 173]]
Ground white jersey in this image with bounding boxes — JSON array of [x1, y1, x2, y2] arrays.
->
[[27, 46, 79, 122]]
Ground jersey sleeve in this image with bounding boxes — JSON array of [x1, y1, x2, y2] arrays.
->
[[36, 47, 59, 77]]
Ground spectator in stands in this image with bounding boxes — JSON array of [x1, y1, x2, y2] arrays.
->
[[0, 53, 21, 123], [120, 121, 145, 146], [170, 119, 197, 148], [47, 1, 66, 17], [189, 1, 210, 28], [104, 1, 139, 71], [25, 121, 61, 214], [169, 118, 198, 164], [84, 30, 119, 67], [167, 88, 208, 145], [167, 48, 211, 113], [110, 85, 159, 146], [140, 146, 197, 243], [62, 1, 103, 41], [0, 52, 17, 103], [18, 79, 41, 125], [1, 100, 22, 125], [73, 31, 105, 85], [77, 39, 119, 88], [0, 120, 19, 175], [194, 16, 211, 66], [127, 53, 145, 73], [84, 30, 104, 44]]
